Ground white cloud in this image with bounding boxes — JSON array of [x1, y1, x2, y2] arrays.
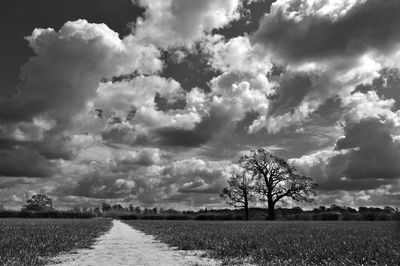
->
[[203, 35, 271, 74], [94, 76, 184, 117], [15, 19, 162, 127], [135, 0, 241, 48]]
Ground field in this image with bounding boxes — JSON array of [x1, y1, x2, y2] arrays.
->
[[0, 218, 112, 265], [124, 220, 400, 265]]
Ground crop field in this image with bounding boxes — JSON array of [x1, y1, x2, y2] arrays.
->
[[0, 218, 112, 265], [125, 220, 400, 265]]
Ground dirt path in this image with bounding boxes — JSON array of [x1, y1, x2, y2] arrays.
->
[[47, 220, 220, 266]]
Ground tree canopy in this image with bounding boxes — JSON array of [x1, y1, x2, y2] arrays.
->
[[22, 194, 54, 212], [238, 148, 317, 220]]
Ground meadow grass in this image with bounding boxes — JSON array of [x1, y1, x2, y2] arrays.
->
[[0, 218, 112, 265], [124, 220, 400, 265]]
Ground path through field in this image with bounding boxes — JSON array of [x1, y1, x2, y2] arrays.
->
[[48, 220, 220, 266]]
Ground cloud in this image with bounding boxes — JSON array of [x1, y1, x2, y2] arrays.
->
[[4, 1, 400, 209], [291, 114, 400, 192], [0, 19, 165, 177], [55, 172, 136, 199], [354, 67, 400, 110], [135, 0, 241, 48], [0, 178, 37, 189], [153, 104, 233, 147], [336, 118, 400, 180], [203, 35, 271, 74], [115, 148, 161, 167], [248, 53, 381, 133], [97, 74, 273, 148], [0, 149, 57, 178], [51, 156, 229, 207], [252, 0, 400, 63], [0, 19, 162, 125], [154, 158, 229, 205], [94, 76, 184, 118]]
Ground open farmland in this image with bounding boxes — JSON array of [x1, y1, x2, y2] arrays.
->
[[124, 220, 400, 265], [0, 218, 112, 265]]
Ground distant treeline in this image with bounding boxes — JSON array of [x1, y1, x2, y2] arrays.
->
[[0, 210, 95, 219], [100, 205, 400, 221], [1, 203, 398, 221]]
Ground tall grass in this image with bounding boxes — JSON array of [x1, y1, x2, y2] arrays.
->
[[0, 218, 112, 265], [125, 220, 400, 265]]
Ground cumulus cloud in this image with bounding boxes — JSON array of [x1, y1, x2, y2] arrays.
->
[[248, 51, 382, 133], [203, 35, 271, 74], [233, 0, 400, 134], [135, 0, 241, 48], [94, 76, 184, 118], [1, 19, 162, 125]]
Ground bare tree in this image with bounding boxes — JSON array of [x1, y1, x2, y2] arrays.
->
[[239, 148, 317, 220], [221, 170, 255, 220]]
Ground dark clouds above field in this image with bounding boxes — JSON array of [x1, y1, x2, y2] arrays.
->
[[1, 0, 400, 210]]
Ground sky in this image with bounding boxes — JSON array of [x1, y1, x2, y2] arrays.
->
[[1, 0, 400, 210]]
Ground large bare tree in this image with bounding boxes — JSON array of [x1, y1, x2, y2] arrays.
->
[[221, 170, 255, 220], [239, 148, 317, 220]]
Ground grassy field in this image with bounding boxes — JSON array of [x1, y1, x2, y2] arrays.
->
[[124, 220, 400, 265], [0, 218, 112, 265]]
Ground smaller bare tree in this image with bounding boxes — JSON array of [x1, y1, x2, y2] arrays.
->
[[221, 170, 255, 220]]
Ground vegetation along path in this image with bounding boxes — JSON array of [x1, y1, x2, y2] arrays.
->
[[48, 219, 220, 266]]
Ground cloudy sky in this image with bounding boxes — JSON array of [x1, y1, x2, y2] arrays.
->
[[1, 0, 400, 210]]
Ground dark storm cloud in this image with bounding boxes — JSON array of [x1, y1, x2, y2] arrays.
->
[[0, 149, 56, 178], [316, 153, 393, 191], [0, 136, 74, 161], [55, 173, 136, 199], [336, 118, 400, 180], [34, 136, 75, 160], [154, 105, 232, 147], [293, 117, 400, 192], [252, 0, 400, 62], [161, 47, 220, 93], [268, 72, 314, 116], [0, 100, 47, 123], [312, 96, 343, 123]]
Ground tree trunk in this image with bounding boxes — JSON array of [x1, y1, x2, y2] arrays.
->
[[267, 196, 275, 220], [244, 194, 249, 220]]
